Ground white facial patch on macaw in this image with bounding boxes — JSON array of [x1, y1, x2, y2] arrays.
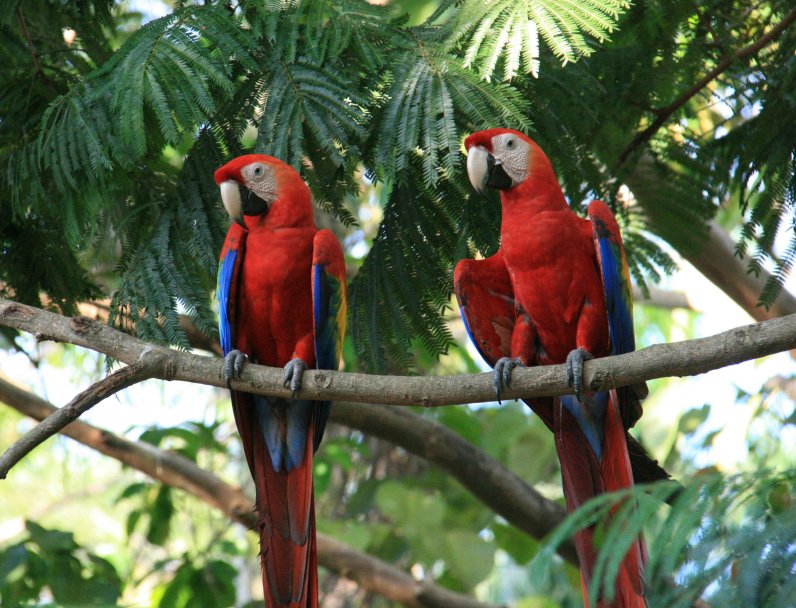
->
[[241, 162, 277, 202], [491, 133, 530, 185]]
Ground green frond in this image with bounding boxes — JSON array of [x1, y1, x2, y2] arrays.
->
[[537, 469, 796, 607], [104, 6, 238, 157], [375, 51, 530, 186], [296, 0, 390, 66], [451, 0, 629, 81], [255, 59, 367, 169], [350, 173, 457, 372]]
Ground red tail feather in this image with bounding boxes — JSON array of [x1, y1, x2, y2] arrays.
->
[[554, 391, 647, 608], [233, 393, 318, 608]]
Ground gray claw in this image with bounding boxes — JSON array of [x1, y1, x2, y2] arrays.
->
[[493, 357, 522, 404], [223, 349, 248, 389], [283, 358, 307, 399], [565, 348, 594, 401]]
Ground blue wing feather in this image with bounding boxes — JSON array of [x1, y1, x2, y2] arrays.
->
[[313, 265, 336, 370], [217, 249, 238, 357], [597, 237, 635, 356], [310, 264, 337, 451], [588, 202, 635, 357], [311, 232, 347, 452]]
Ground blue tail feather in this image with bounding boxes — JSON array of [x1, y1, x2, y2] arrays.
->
[[560, 391, 609, 458]]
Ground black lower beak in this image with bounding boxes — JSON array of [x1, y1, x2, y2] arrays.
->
[[486, 154, 513, 191], [233, 184, 270, 228], [240, 184, 269, 216]]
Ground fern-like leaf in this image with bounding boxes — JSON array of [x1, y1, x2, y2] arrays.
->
[[451, 0, 630, 81]]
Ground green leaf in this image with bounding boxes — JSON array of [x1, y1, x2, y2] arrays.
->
[[678, 404, 710, 435], [438, 407, 483, 445], [0, 544, 28, 586], [451, 0, 630, 80], [25, 521, 76, 553], [146, 485, 174, 546], [482, 405, 531, 457], [444, 530, 494, 589], [492, 522, 538, 565]]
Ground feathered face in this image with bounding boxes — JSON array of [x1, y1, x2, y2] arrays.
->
[[464, 129, 533, 194], [214, 155, 282, 229]]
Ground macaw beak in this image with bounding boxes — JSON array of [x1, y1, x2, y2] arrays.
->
[[466, 145, 513, 194], [219, 180, 270, 229]]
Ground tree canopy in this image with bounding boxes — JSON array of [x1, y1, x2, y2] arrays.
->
[[1, 0, 795, 606]]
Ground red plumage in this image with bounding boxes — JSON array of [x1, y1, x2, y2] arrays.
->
[[455, 129, 648, 607], [216, 155, 346, 607]]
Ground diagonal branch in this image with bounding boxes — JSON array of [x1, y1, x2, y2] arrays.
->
[[617, 7, 796, 165], [0, 347, 174, 479], [0, 298, 794, 408], [625, 159, 796, 325], [0, 377, 502, 608], [330, 402, 578, 564]]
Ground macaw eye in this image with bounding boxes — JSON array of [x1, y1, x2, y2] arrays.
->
[[506, 139, 515, 149], [253, 165, 264, 177]]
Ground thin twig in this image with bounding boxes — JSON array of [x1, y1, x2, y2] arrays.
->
[[16, 7, 56, 94], [617, 7, 796, 165]]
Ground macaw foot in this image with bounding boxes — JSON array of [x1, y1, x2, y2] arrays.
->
[[565, 347, 594, 401], [493, 357, 523, 404], [283, 358, 308, 399], [223, 349, 248, 389]]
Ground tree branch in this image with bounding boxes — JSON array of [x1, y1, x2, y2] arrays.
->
[[0, 360, 157, 479], [617, 6, 796, 164], [0, 378, 502, 608], [330, 402, 578, 564], [74, 300, 223, 356], [631, 285, 701, 311], [626, 158, 796, 323], [16, 7, 56, 94], [687, 220, 796, 322], [1, 298, 794, 408]]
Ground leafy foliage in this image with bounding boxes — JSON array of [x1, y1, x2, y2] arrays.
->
[[0, 521, 122, 606], [537, 469, 796, 608], [451, 0, 630, 80], [4, 0, 793, 361], [2, 4, 796, 603]]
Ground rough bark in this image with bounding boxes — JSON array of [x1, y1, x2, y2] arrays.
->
[[1, 298, 794, 408]]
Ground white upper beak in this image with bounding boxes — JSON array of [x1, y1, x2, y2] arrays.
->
[[466, 145, 489, 194], [219, 180, 242, 223]]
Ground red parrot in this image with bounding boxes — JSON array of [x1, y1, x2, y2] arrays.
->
[[215, 154, 347, 607], [455, 129, 663, 607]]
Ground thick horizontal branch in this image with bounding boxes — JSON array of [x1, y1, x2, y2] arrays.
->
[[1, 298, 795, 408], [74, 300, 223, 356], [0, 377, 501, 608]]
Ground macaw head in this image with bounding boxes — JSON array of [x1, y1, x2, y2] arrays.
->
[[214, 154, 313, 230], [464, 129, 555, 196]]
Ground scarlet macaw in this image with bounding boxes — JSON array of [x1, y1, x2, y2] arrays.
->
[[455, 129, 661, 607], [215, 154, 346, 607]]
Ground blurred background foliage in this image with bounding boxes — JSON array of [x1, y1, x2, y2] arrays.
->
[[1, 0, 795, 606]]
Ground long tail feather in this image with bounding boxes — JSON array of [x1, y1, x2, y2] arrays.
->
[[554, 390, 647, 608], [232, 392, 319, 608]]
